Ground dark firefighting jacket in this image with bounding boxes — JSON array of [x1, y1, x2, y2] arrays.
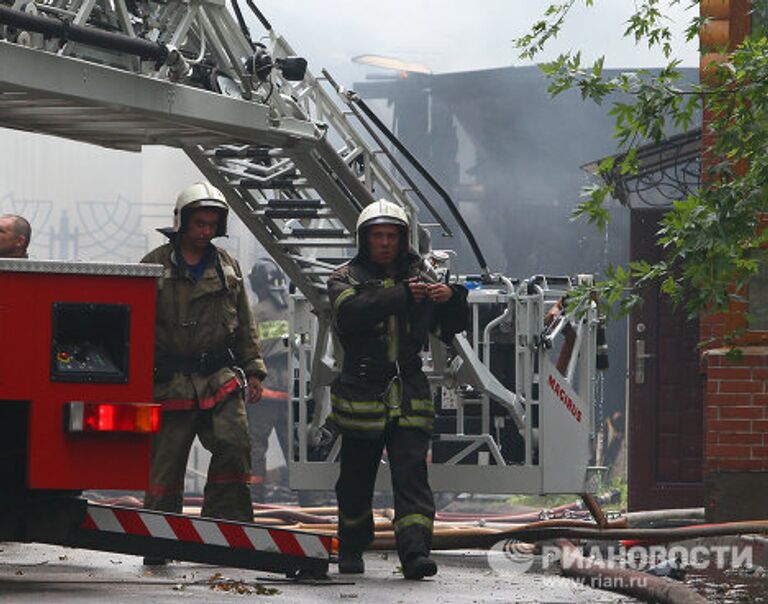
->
[[143, 242, 267, 411], [327, 252, 468, 437]]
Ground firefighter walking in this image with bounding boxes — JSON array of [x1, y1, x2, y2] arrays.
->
[[247, 258, 291, 502], [141, 182, 267, 564], [327, 200, 469, 580]]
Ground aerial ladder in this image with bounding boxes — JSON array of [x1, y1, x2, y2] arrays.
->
[[0, 0, 607, 569]]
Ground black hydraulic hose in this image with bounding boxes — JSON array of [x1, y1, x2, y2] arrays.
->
[[230, 0, 254, 48], [322, 69, 453, 238], [329, 78, 491, 275], [0, 4, 168, 61], [558, 539, 708, 604], [243, 0, 272, 31]]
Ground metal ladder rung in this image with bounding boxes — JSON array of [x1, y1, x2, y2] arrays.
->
[[238, 178, 307, 189], [278, 238, 356, 248], [212, 146, 279, 159], [245, 164, 295, 177], [262, 209, 322, 219], [266, 198, 323, 208], [300, 267, 334, 275], [290, 228, 348, 238]]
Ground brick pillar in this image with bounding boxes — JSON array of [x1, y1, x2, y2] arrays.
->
[[703, 348, 768, 521], [698, 0, 768, 522]]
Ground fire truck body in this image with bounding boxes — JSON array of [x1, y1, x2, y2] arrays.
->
[[0, 258, 160, 494], [0, 259, 332, 577]]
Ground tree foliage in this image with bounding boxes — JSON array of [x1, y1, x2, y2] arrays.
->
[[517, 0, 768, 341]]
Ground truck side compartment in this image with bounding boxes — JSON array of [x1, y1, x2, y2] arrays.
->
[[0, 400, 28, 498]]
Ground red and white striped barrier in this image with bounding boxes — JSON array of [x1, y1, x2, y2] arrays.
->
[[80, 504, 332, 560]]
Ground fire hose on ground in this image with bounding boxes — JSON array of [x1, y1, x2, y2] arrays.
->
[[90, 495, 764, 603], [556, 539, 709, 604]]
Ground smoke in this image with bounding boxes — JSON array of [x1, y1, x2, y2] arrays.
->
[[0, 1, 699, 265], [252, 0, 698, 85]]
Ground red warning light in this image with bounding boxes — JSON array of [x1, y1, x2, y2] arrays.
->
[[67, 401, 161, 434]]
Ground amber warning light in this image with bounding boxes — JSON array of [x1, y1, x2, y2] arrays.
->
[[66, 401, 161, 433]]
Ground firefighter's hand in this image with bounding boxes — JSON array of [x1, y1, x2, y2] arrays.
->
[[544, 298, 565, 326], [248, 376, 263, 403], [427, 283, 453, 303], [407, 278, 429, 303]]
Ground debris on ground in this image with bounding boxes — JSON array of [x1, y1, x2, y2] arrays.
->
[[206, 572, 281, 596]]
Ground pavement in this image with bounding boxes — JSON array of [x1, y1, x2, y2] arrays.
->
[[0, 542, 637, 604]]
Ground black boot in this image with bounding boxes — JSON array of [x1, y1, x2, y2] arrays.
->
[[402, 555, 437, 580], [396, 523, 436, 580], [338, 549, 365, 574]]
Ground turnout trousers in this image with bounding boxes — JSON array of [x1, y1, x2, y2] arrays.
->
[[144, 392, 253, 522], [336, 420, 435, 565], [246, 396, 289, 501]]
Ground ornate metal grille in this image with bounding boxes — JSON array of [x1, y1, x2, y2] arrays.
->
[[582, 128, 701, 208]]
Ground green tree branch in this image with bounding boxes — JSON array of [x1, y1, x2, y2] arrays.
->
[[518, 1, 768, 335]]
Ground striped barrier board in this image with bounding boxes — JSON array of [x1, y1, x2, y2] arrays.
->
[[67, 503, 332, 577]]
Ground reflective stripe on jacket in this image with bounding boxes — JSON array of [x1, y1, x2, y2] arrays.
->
[[252, 296, 290, 396]]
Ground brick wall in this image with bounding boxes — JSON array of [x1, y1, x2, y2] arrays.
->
[[703, 347, 768, 520], [698, 1, 767, 520], [703, 347, 768, 473], [700, 312, 728, 347]]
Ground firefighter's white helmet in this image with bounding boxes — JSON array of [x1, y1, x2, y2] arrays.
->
[[172, 181, 229, 237], [355, 199, 410, 259], [356, 199, 409, 237]]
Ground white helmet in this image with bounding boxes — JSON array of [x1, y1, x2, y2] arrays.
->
[[356, 199, 410, 259], [172, 181, 229, 237]]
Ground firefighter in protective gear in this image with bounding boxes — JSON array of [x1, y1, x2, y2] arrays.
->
[[246, 257, 291, 502], [328, 199, 469, 580], [141, 182, 267, 560]]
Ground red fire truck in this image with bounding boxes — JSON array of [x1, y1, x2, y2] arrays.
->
[[0, 257, 331, 577]]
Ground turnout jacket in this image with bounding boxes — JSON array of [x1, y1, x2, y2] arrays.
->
[[328, 252, 469, 437], [253, 295, 290, 396], [142, 243, 267, 411]]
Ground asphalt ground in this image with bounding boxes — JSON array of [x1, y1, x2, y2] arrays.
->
[[0, 542, 636, 604]]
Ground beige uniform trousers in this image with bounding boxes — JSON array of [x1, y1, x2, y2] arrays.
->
[[144, 391, 253, 522]]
